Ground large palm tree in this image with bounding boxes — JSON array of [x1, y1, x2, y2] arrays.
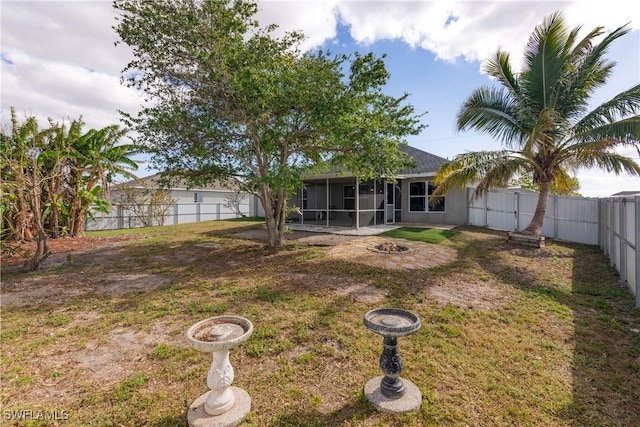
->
[[434, 12, 640, 236]]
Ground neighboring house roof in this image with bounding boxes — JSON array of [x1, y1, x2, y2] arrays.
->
[[507, 187, 539, 194], [611, 190, 640, 197], [116, 173, 240, 192]]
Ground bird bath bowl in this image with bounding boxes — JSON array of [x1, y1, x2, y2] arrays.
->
[[364, 308, 422, 413], [186, 316, 253, 427]]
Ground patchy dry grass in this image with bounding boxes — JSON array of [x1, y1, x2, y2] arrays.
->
[[1, 221, 639, 426]]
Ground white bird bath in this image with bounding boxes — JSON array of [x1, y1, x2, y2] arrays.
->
[[185, 316, 253, 427]]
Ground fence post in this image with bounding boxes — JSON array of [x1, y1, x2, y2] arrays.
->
[[514, 192, 519, 231], [633, 196, 640, 308], [619, 198, 627, 283], [635, 196, 639, 308], [610, 199, 616, 268], [553, 195, 559, 239], [484, 192, 488, 227], [117, 205, 124, 229], [597, 198, 602, 248], [465, 187, 470, 226], [173, 204, 179, 225]]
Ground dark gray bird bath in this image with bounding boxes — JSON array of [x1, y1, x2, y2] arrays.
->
[[363, 308, 422, 413]]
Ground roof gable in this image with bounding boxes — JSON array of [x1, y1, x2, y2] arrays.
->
[[302, 145, 448, 179], [398, 145, 448, 176], [117, 173, 239, 191]]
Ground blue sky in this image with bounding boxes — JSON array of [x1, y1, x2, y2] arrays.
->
[[1, 1, 638, 196]]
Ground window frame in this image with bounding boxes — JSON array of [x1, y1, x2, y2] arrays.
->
[[408, 180, 445, 212]]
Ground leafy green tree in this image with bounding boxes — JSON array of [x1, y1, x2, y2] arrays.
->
[[434, 12, 640, 236], [509, 174, 582, 197], [114, 0, 423, 249]]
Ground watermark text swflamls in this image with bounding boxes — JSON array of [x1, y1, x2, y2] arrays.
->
[[3, 409, 70, 421]]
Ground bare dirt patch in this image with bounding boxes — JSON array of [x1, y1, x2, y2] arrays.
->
[[230, 226, 359, 246], [1, 234, 175, 308], [289, 273, 388, 303], [1, 235, 137, 268], [327, 236, 458, 271], [426, 277, 511, 311]]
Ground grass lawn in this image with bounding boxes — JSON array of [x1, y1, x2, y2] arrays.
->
[[378, 227, 460, 245], [1, 220, 639, 426]]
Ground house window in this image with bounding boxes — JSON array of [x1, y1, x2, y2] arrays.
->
[[194, 192, 202, 203], [344, 185, 355, 210], [409, 181, 445, 212]]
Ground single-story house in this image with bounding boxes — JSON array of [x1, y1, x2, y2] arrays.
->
[[111, 173, 262, 216], [287, 145, 468, 228], [611, 190, 640, 197], [89, 173, 264, 230]]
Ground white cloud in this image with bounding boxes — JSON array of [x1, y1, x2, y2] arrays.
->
[[257, 1, 639, 68], [577, 171, 640, 197], [1, 1, 131, 74], [256, 1, 341, 51], [2, 0, 638, 193], [1, 0, 139, 131]]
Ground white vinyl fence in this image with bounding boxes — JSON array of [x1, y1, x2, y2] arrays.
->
[[86, 201, 251, 231], [599, 196, 639, 308], [468, 189, 639, 307], [468, 189, 600, 244]]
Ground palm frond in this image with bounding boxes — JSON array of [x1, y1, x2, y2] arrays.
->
[[561, 25, 630, 120], [578, 151, 640, 175], [521, 11, 569, 111], [457, 87, 528, 148], [574, 84, 640, 132], [474, 156, 530, 197], [575, 116, 640, 146], [483, 50, 519, 96], [433, 150, 529, 198]]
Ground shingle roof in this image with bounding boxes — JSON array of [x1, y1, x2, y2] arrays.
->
[[398, 145, 448, 176], [116, 173, 239, 191], [303, 144, 448, 179], [611, 190, 640, 197]]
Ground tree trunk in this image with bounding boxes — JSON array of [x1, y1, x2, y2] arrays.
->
[[28, 171, 51, 271], [260, 184, 286, 250], [522, 180, 551, 236], [14, 180, 33, 241]]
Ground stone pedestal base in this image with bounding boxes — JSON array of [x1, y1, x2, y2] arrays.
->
[[508, 232, 545, 248], [187, 387, 251, 427], [364, 376, 421, 414]]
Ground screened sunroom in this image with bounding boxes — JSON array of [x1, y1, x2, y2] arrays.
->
[[288, 177, 402, 228]]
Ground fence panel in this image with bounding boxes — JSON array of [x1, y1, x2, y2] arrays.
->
[[597, 196, 638, 306], [468, 192, 488, 227], [486, 191, 517, 231], [86, 201, 251, 231], [468, 189, 599, 244], [555, 196, 599, 245]]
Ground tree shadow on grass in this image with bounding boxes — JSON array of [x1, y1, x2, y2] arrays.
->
[[264, 393, 380, 427], [460, 228, 640, 426]]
